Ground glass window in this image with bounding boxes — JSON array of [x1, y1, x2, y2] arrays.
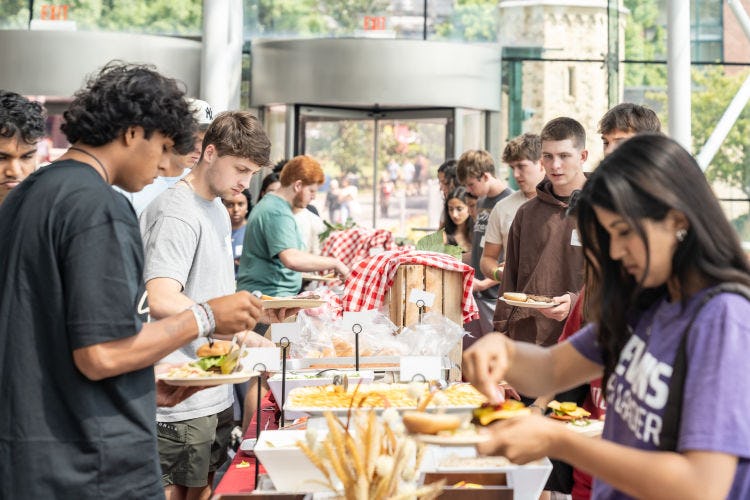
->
[[461, 110, 486, 152], [0, 2, 31, 29], [242, 0, 498, 42], [297, 107, 450, 236], [5, 0, 202, 36], [691, 0, 723, 62]]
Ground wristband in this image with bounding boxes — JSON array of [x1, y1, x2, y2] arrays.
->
[[198, 302, 216, 345], [189, 304, 210, 340], [492, 266, 502, 281]]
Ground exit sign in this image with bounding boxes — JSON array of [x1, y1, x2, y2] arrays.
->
[[40, 4, 69, 20], [363, 16, 386, 31]]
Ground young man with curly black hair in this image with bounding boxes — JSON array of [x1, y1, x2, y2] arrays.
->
[[0, 90, 45, 205], [0, 62, 271, 499]]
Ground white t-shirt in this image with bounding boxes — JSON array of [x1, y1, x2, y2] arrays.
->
[[294, 208, 326, 255], [484, 190, 531, 253]]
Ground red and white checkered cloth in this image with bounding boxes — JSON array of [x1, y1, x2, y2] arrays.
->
[[342, 249, 479, 323], [320, 227, 398, 269]]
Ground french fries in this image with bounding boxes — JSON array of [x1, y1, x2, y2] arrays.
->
[[297, 409, 444, 499], [288, 383, 487, 410]]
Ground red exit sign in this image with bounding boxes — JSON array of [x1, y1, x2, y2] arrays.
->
[[363, 16, 386, 31], [40, 4, 69, 20]]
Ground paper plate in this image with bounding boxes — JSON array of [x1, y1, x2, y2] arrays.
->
[[500, 297, 557, 309], [415, 432, 490, 446], [566, 419, 604, 437], [262, 298, 327, 309], [158, 371, 260, 387]]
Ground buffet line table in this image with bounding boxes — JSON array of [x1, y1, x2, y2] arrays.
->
[[213, 393, 280, 496]]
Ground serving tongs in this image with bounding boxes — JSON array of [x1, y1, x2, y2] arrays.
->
[[416, 379, 447, 411], [224, 330, 250, 374], [332, 373, 349, 391]]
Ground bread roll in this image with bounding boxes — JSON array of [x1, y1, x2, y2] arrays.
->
[[402, 411, 461, 435], [195, 340, 233, 357], [503, 292, 528, 302]]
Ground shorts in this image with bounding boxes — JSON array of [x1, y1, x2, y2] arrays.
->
[[157, 406, 234, 488]]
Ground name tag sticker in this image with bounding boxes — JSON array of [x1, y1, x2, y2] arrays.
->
[[570, 229, 582, 247], [244, 347, 281, 372], [270, 322, 301, 344], [399, 356, 443, 382], [408, 289, 435, 308]]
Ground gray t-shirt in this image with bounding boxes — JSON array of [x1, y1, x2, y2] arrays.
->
[[140, 181, 235, 422]]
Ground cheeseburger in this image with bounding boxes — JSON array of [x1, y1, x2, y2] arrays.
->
[[195, 340, 239, 374], [472, 399, 531, 426]]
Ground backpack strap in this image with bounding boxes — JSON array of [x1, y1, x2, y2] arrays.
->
[[658, 282, 750, 451]]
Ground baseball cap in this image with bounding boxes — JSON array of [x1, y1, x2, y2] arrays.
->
[[188, 98, 213, 129]]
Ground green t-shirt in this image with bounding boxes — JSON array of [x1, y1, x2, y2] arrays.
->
[[236, 193, 303, 296]]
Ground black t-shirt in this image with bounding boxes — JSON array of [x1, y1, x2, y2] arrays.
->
[[0, 161, 162, 499], [471, 187, 513, 300]]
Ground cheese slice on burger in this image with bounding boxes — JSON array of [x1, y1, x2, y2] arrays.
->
[[547, 400, 591, 421], [194, 340, 239, 374], [472, 400, 531, 426]]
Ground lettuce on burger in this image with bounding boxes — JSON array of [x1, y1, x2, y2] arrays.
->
[[194, 340, 239, 374]]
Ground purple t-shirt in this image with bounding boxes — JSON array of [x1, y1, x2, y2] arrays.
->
[[570, 291, 750, 499]]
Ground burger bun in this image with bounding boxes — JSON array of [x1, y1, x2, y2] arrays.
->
[[503, 292, 528, 302], [402, 411, 461, 435], [196, 340, 234, 357]]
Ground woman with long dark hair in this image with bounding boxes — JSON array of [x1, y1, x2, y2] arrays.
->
[[442, 186, 474, 255], [463, 134, 750, 499]]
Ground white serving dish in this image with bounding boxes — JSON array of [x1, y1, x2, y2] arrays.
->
[[253, 429, 332, 493], [268, 370, 375, 419], [420, 446, 552, 500], [284, 382, 485, 416]]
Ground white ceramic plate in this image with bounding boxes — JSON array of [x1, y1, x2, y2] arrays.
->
[[415, 432, 490, 446], [262, 298, 327, 310], [158, 370, 260, 387], [500, 297, 557, 309]]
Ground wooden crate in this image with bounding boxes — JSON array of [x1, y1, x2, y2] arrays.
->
[[385, 264, 464, 381]]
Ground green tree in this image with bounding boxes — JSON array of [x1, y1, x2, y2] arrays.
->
[[692, 66, 750, 198], [623, 0, 667, 87], [329, 121, 374, 183], [248, 0, 326, 36], [100, 0, 202, 35], [434, 0, 497, 42], [29, 0, 204, 35], [0, 0, 29, 29]]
